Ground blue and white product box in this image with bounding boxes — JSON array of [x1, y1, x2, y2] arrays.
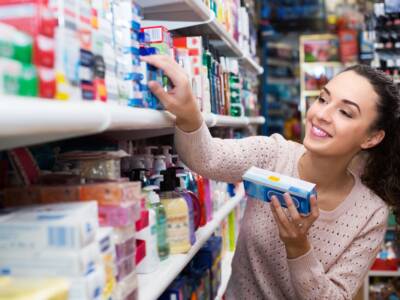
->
[[0, 201, 99, 252], [0, 242, 101, 277], [242, 167, 317, 215]]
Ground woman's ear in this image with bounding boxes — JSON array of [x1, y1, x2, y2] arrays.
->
[[361, 130, 385, 150]]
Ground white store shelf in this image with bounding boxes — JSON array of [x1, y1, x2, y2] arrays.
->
[[0, 97, 265, 150], [0, 96, 110, 150], [216, 251, 235, 300], [368, 270, 400, 277], [108, 104, 175, 131], [137, 190, 245, 300]]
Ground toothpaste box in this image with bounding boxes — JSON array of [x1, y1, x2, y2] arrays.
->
[[0, 242, 101, 277], [0, 202, 99, 252], [242, 167, 317, 215]]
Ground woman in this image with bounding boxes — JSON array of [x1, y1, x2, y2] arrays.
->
[[141, 55, 400, 299]]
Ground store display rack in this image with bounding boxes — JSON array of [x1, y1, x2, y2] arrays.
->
[[368, 270, 400, 277], [362, 269, 400, 300], [137, 191, 244, 300], [137, 0, 263, 75], [0, 1, 263, 299], [0, 96, 265, 151]]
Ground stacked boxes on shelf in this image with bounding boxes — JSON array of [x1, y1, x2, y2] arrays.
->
[[0, 202, 105, 300], [114, 0, 142, 107], [0, 1, 261, 118]]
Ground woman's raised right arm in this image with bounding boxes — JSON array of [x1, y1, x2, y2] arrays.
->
[[141, 55, 284, 182]]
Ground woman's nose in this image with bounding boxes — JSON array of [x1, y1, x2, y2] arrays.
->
[[316, 105, 333, 123]]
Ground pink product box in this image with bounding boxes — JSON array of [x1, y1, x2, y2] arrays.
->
[[98, 201, 140, 227], [116, 254, 135, 282], [115, 236, 136, 262]]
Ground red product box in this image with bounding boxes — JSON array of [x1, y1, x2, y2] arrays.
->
[[135, 239, 146, 265], [38, 67, 56, 98], [34, 35, 55, 68], [173, 36, 203, 75], [371, 258, 398, 271], [8, 147, 40, 185], [135, 209, 149, 232], [0, 0, 57, 38], [140, 26, 170, 45]]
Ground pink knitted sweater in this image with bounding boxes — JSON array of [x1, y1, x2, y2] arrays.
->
[[175, 122, 389, 300]]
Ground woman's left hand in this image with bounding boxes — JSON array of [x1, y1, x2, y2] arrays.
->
[[270, 193, 319, 259]]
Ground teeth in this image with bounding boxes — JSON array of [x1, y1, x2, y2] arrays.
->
[[312, 125, 329, 137]]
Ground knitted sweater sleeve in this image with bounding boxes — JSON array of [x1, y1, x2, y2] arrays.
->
[[174, 121, 284, 183], [287, 205, 389, 300]]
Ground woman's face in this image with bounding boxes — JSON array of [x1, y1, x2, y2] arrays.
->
[[303, 70, 381, 157]]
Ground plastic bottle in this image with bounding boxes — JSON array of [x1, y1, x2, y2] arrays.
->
[[175, 173, 196, 245], [161, 146, 174, 168], [151, 155, 167, 186], [130, 156, 149, 187], [196, 174, 207, 227], [159, 168, 191, 254], [144, 185, 170, 260], [136, 209, 160, 274], [144, 146, 157, 176], [153, 155, 166, 175]]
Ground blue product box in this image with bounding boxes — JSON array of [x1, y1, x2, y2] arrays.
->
[[131, 20, 141, 31], [242, 167, 316, 215]]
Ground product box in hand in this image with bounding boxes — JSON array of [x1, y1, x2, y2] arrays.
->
[[0, 201, 99, 252], [242, 167, 316, 215]]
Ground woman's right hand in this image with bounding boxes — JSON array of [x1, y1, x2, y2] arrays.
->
[[140, 55, 203, 132]]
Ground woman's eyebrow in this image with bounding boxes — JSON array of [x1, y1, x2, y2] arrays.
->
[[323, 86, 361, 115]]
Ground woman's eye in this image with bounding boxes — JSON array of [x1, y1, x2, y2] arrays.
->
[[318, 96, 326, 104], [340, 110, 353, 118]]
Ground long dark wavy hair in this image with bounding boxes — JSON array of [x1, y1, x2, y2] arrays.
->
[[344, 65, 400, 223]]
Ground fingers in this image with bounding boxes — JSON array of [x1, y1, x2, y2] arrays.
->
[[147, 81, 174, 109], [270, 196, 292, 231], [283, 193, 301, 223], [141, 55, 188, 87]]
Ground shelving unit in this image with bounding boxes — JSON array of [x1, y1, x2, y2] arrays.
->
[[0, 97, 265, 150], [137, 0, 263, 75], [369, 270, 400, 277], [0, 1, 263, 299], [137, 191, 244, 300], [363, 269, 400, 300], [216, 251, 235, 300]]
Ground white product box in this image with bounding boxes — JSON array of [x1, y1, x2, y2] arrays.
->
[[0, 241, 101, 277], [0, 201, 99, 252]]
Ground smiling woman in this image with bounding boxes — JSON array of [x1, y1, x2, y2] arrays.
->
[[143, 55, 400, 299]]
